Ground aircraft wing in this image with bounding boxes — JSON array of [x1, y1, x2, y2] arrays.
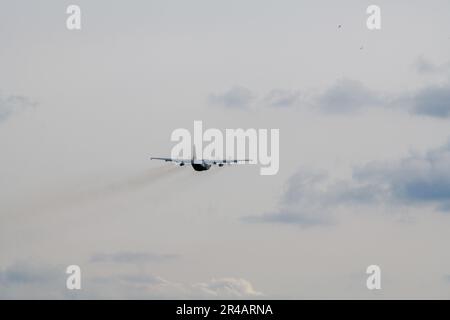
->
[[151, 157, 251, 165], [202, 159, 251, 165], [150, 157, 191, 163]]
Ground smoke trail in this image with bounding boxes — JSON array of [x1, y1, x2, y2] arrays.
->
[[5, 165, 181, 219], [58, 165, 182, 208], [98, 165, 180, 195]]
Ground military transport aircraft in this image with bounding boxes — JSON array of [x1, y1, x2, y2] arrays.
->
[[150, 147, 250, 171]]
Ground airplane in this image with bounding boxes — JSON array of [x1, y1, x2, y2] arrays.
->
[[150, 147, 250, 171]]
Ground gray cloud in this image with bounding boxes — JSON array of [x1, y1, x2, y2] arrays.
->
[[244, 210, 333, 227], [90, 251, 179, 264], [91, 273, 167, 286], [208, 86, 254, 109], [411, 84, 450, 118], [0, 262, 68, 299], [315, 72, 450, 118], [0, 93, 36, 122], [210, 76, 450, 118], [353, 140, 450, 209], [243, 171, 337, 227], [215, 72, 450, 119], [253, 79, 382, 113], [413, 56, 450, 75], [316, 78, 382, 114], [263, 89, 302, 108], [0, 262, 61, 286], [246, 169, 387, 227], [246, 140, 450, 227], [218, 79, 384, 113]]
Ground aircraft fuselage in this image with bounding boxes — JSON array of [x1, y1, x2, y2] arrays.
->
[[191, 162, 211, 171]]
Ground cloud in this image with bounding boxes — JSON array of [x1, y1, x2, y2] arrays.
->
[[243, 171, 337, 227], [90, 274, 262, 299], [0, 262, 67, 299], [246, 140, 450, 227], [248, 79, 384, 113], [0, 262, 60, 286], [0, 261, 262, 299], [411, 84, 450, 118], [244, 210, 333, 226], [413, 56, 450, 75], [208, 86, 254, 109], [263, 89, 302, 108], [210, 80, 382, 113], [316, 78, 382, 114], [209, 69, 450, 118], [90, 251, 179, 264], [353, 140, 450, 209], [244, 169, 386, 227], [194, 278, 262, 298], [91, 273, 168, 287], [0, 92, 36, 123]]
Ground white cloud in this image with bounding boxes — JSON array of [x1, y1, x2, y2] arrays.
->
[[0, 261, 262, 299], [193, 278, 262, 298]]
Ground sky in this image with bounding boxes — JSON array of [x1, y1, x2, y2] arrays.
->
[[1, 0, 450, 299]]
